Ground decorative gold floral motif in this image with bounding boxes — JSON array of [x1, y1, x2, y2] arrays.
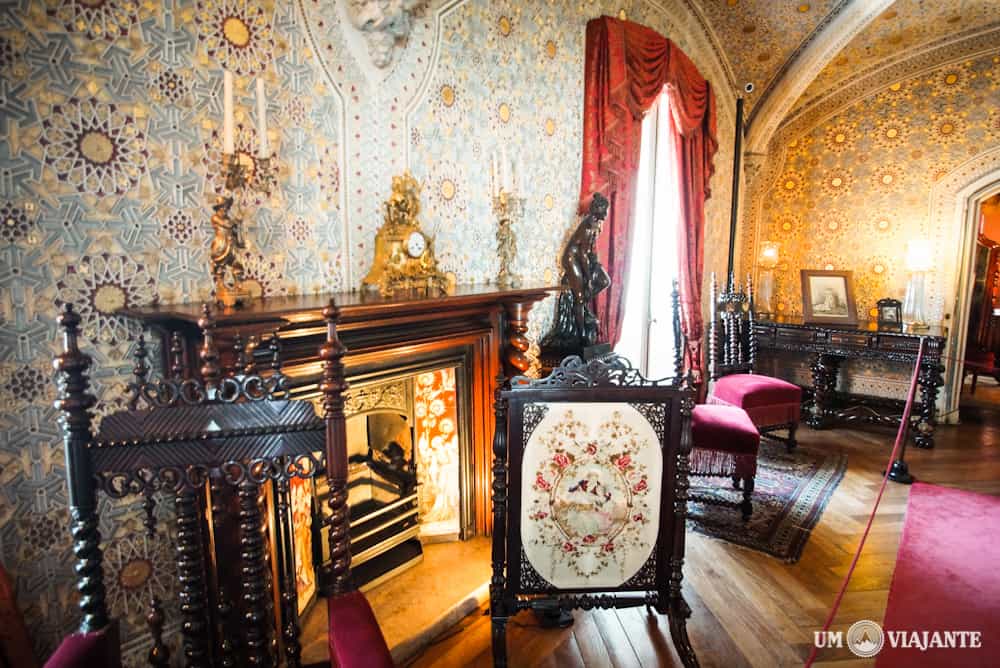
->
[[41, 98, 149, 196], [196, 0, 274, 75], [824, 122, 857, 154], [56, 253, 157, 345], [819, 169, 853, 198], [871, 165, 903, 193], [48, 0, 139, 42]]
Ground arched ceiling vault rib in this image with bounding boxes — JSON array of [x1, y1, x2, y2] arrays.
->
[[744, 0, 894, 155]]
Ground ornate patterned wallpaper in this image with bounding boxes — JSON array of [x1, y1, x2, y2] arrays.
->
[[745, 50, 1000, 397], [0, 0, 734, 661]]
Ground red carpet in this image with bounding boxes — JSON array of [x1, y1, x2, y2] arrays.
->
[[877, 483, 1000, 667]]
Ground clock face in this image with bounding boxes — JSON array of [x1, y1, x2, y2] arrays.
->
[[406, 230, 426, 258]]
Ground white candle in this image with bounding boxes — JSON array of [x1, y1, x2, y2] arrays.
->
[[256, 78, 268, 158], [513, 159, 522, 194], [223, 70, 234, 154], [500, 147, 509, 193], [490, 153, 498, 197]]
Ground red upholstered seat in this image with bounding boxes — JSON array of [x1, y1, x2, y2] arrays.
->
[[328, 589, 395, 668], [691, 404, 760, 456], [690, 404, 760, 516], [710, 373, 801, 428], [44, 627, 120, 668]]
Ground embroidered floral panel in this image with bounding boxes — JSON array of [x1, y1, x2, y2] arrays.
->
[[520, 402, 662, 588]]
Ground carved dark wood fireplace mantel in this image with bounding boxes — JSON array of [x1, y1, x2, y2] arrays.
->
[[120, 283, 556, 543]]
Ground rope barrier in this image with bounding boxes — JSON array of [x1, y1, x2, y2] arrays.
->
[[803, 337, 927, 667]]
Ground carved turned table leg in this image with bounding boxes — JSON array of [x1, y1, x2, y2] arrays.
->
[[914, 359, 944, 449], [807, 353, 842, 429]]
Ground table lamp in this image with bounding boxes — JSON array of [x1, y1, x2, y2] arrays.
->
[[757, 241, 779, 317], [902, 239, 932, 329]]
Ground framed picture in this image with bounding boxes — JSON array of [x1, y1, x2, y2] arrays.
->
[[876, 298, 903, 330], [800, 269, 858, 326]]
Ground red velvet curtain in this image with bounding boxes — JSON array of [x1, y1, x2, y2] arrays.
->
[[579, 16, 718, 381]]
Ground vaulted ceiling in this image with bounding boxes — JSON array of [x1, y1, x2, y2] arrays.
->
[[690, 0, 1000, 146], [690, 0, 849, 114], [788, 0, 1000, 124]]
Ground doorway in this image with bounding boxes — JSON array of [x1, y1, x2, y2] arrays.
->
[[945, 178, 1000, 420], [958, 194, 1000, 411]]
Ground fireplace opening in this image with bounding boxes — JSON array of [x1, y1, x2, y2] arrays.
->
[[309, 363, 468, 591]]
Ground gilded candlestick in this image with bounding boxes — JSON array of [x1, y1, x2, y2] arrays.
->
[[493, 189, 524, 288]]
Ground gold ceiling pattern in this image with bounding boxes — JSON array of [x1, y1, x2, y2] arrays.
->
[[691, 0, 844, 112], [791, 0, 1000, 117]]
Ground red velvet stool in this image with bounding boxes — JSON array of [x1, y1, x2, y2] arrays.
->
[[690, 403, 761, 521], [709, 373, 801, 452]]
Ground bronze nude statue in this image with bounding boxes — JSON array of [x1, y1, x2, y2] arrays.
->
[[542, 193, 610, 354]]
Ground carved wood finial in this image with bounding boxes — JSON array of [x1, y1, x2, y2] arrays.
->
[[709, 273, 719, 383], [198, 303, 221, 391], [244, 335, 259, 375], [232, 333, 247, 377], [269, 328, 282, 373], [319, 299, 352, 595], [672, 279, 684, 381], [747, 273, 757, 372], [146, 596, 169, 667], [54, 302, 110, 633], [170, 331, 185, 380], [127, 332, 150, 410]]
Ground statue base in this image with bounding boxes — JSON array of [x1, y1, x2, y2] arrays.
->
[[583, 343, 612, 360], [215, 284, 249, 308]]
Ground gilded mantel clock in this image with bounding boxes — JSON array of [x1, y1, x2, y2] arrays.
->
[[363, 171, 449, 297]]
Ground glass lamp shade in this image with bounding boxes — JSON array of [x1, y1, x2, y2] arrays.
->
[[902, 239, 932, 328], [759, 241, 780, 269], [905, 239, 934, 272], [756, 241, 779, 315], [758, 268, 775, 315], [902, 271, 928, 328]]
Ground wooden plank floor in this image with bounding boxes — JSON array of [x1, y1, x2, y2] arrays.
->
[[406, 402, 1000, 668]]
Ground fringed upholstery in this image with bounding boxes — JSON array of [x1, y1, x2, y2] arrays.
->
[[689, 403, 760, 521], [688, 447, 756, 479]]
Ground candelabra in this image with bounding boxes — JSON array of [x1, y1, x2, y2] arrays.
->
[[210, 151, 275, 307], [493, 189, 525, 288]]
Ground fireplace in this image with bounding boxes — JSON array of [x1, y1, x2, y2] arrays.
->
[[301, 362, 470, 589], [121, 284, 555, 633]]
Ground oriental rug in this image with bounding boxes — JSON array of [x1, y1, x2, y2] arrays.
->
[[687, 440, 847, 562]]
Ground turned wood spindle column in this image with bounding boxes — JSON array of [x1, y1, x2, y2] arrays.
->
[[238, 477, 272, 666], [175, 484, 210, 667], [54, 303, 111, 634], [320, 299, 352, 596], [502, 300, 532, 378], [489, 375, 510, 667]]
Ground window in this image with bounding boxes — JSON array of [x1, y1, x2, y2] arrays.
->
[[616, 91, 682, 379]]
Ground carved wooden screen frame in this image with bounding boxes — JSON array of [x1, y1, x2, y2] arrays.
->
[[52, 299, 352, 668], [490, 355, 698, 668]]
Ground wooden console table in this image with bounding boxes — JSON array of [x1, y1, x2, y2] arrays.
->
[[120, 283, 558, 535], [753, 317, 947, 449]]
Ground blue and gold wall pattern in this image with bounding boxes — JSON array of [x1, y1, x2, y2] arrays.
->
[[0, 0, 734, 661]]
